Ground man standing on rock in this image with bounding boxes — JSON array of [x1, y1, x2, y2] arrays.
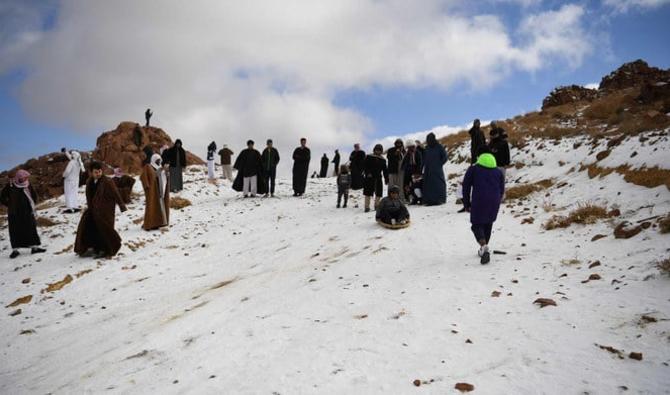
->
[[140, 154, 170, 230], [63, 150, 84, 213], [74, 161, 127, 258], [218, 144, 234, 181], [469, 119, 486, 164], [1, 170, 46, 259], [233, 140, 265, 198], [332, 149, 341, 176], [261, 139, 280, 197], [292, 138, 310, 196], [349, 143, 366, 192], [162, 139, 186, 192], [145, 108, 152, 127]]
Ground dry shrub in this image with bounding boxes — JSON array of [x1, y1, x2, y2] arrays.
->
[[170, 197, 192, 210], [447, 173, 460, 180], [582, 164, 670, 190], [36, 216, 58, 227], [618, 112, 670, 135], [506, 179, 554, 200], [584, 91, 635, 120], [658, 258, 670, 276], [659, 214, 670, 234], [544, 203, 608, 230]]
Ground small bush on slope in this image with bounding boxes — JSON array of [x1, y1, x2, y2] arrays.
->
[[544, 203, 609, 230], [170, 197, 192, 210], [659, 214, 670, 234], [506, 179, 554, 200], [658, 258, 670, 276]]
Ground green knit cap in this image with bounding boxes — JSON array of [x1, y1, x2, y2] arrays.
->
[[476, 153, 497, 169]]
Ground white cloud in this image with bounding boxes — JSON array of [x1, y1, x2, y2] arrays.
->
[[583, 82, 599, 90], [2, 0, 592, 172], [603, 0, 670, 13]]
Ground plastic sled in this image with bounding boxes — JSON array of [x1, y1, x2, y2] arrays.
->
[[377, 219, 411, 229]]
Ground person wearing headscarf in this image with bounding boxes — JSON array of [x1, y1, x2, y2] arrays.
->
[[207, 141, 217, 184], [140, 154, 170, 230], [162, 139, 186, 192], [386, 139, 405, 199], [1, 170, 46, 259], [319, 153, 329, 178], [292, 138, 311, 196], [363, 144, 388, 212], [421, 132, 448, 206], [112, 167, 136, 204], [462, 152, 505, 265], [74, 161, 127, 258], [218, 144, 234, 181], [63, 150, 85, 213], [469, 119, 486, 165], [232, 140, 266, 197], [349, 143, 366, 191]]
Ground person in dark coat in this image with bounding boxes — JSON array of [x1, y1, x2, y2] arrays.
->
[[145, 108, 152, 127], [292, 138, 311, 196], [462, 153, 505, 265], [363, 144, 388, 212], [421, 132, 447, 206], [74, 162, 127, 258], [1, 170, 46, 259], [488, 122, 511, 179], [349, 143, 366, 190], [218, 144, 234, 181], [386, 139, 405, 197], [142, 145, 154, 166], [376, 185, 410, 225], [336, 164, 351, 208], [402, 140, 423, 204], [332, 150, 341, 176], [261, 139, 280, 197], [112, 167, 136, 204], [162, 139, 186, 192], [319, 154, 329, 178], [233, 140, 265, 198], [469, 119, 486, 164]]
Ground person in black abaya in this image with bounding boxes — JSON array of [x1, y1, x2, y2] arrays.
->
[[1, 170, 46, 259], [292, 138, 311, 196], [320, 154, 329, 178], [349, 143, 366, 191]]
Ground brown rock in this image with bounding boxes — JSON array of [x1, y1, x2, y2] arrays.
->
[[9, 308, 22, 316], [596, 150, 611, 161], [614, 222, 644, 239], [600, 59, 670, 92], [413, 379, 421, 387], [491, 290, 501, 297], [21, 278, 31, 284], [607, 209, 621, 217], [455, 382, 475, 392], [533, 298, 557, 308], [542, 85, 597, 110], [591, 234, 607, 242], [588, 261, 601, 269], [629, 352, 643, 361]]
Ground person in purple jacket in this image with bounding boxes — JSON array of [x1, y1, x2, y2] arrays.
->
[[462, 152, 505, 264]]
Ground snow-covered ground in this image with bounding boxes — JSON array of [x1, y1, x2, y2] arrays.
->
[[1, 130, 669, 394]]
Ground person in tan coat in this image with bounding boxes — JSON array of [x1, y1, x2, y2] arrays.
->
[[140, 154, 170, 230], [74, 162, 127, 258]]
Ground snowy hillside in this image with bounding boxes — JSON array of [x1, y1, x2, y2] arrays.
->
[[1, 129, 669, 394]]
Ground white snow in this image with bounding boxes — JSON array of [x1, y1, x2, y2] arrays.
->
[[1, 130, 669, 394]]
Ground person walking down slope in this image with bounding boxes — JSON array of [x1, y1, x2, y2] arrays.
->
[[74, 162, 128, 258], [233, 140, 266, 198], [488, 121, 511, 179], [332, 150, 341, 176], [1, 170, 46, 259], [261, 139, 280, 197], [140, 154, 170, 231], [63, 150, 85, 213], [207, 141, 217, 185], [363, 144, 388, 213], [320, 154, 329, 178], [162, 139, 186, 192], [462, 153, 505, 265], [218, 144, 234, 181], [349, 143, 366, 191], [336, 164, 351, 208], [421, 133, 447, 206], [469, 119, 486, 165], [292, 138, 311, 196]]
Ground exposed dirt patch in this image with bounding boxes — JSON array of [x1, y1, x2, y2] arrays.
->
[[42, 275, 73, 293], [6, 295, 32, 308]]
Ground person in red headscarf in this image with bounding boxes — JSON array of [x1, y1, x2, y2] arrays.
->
[[0, 170, 46, 259]]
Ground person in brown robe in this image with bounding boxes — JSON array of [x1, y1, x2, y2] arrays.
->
[[74, 162, 127, 258], [140, 154, 170, 230], [112, 167, 136, 204]]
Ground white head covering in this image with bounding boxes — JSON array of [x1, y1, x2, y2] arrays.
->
[[151, 153, 163, 170], [70, 150, 85, 172]]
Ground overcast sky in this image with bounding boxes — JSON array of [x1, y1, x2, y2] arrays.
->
[[1, 0, 669, 171]]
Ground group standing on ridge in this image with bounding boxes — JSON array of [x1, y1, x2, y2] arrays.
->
[[2, 109, 511, 265]]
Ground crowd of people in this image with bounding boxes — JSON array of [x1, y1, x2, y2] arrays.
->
[[1, 117, 510, 264]]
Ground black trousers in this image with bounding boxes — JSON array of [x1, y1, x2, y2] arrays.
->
[[337, 188, 349, 206], [471, 223, 493, 244], [265, 167, 277, 194]]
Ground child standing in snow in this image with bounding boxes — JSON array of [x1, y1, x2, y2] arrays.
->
[[336, 165, 351, 208], [462, 152, 505, 264]]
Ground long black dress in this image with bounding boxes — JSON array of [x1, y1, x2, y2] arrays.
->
[[1, 184, 41, 249], [319, 155, 329, 178], [292, 147, 311, 194], [349, 150, 366, 190]]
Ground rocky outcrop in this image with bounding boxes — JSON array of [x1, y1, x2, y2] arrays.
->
[[542, 85, 598, 110], [599, 59, 670, 92], [92, 122, 204, 175]]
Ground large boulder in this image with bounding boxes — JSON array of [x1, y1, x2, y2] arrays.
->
[[542, 85, 598, 110], [599, 59, 670, 92], [92, 122, 205, 175]]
